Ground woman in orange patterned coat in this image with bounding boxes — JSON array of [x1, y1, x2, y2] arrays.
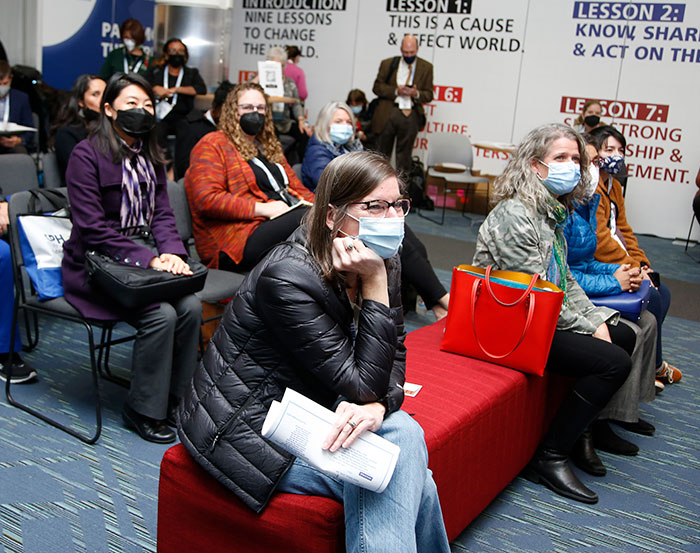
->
[[185, 82, 314, 271]]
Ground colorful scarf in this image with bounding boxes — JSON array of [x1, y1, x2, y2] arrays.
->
[[545, 196, 568, 300], [119, 140, 156, 234]]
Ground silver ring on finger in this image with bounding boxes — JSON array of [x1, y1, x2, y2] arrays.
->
[[345, 240, 355, 251], [347, 420, 358, 430]]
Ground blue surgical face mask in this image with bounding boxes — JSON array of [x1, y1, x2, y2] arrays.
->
[[598, 154, 624, 175], [349, 105, 362, 115], [342, 215, 405, 259], [329, 123, 354, 145], [536, 160, 581, 196]]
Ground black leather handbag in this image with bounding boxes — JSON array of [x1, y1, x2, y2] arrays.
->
[[85, 227, 208, 309]]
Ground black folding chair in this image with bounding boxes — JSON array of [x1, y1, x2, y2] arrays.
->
[[6, 189, 134, 444], [167, 179, 245, 344]]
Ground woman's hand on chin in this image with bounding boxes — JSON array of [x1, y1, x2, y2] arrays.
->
[[331, 237, 384, 279], [322, 401, 386, 452], [149, 253, 192, 275], [332, 237, 389, 305]]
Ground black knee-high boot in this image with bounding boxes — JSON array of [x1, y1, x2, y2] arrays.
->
[[525, 390, 602, 504], [571, 426, 606, 476]]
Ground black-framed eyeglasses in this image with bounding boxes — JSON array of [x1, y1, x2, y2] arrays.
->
[[349, 199, 411, 217]]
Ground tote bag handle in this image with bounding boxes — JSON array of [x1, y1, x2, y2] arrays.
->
[[470, 277, 537, 360], [483, 265, 539, 307]]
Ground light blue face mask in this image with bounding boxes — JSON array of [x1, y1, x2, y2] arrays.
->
[[342, 215, 405, 259], [349, 105, 362, 115], [536, 160, 581, 195], [329, 123, 354, 145]]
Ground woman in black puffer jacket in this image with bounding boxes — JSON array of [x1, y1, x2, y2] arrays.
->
[[178, 151, 450, 553]]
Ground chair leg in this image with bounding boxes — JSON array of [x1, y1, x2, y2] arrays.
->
[[96, 325, 132, 388], [20, 310, 40, 351], [685, 216, 700, 262], [5, 297, 103, 445], [418, 184, 447, 225], [460, 184, 478, 223]]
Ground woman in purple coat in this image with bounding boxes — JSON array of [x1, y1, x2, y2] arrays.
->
[[62, 73, 201, 444]]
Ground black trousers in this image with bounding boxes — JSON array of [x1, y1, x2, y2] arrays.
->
[[546, 322, 634, 408], [375, 107, 421, 176], [401, 225, 447, 309]]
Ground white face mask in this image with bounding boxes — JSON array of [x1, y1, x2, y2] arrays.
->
[[584, 165, 600, 197], [0, 85, 10, 98], [123, 38, 137, 52]]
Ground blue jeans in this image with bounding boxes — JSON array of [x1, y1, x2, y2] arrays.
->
[[646, 282, 671, 367], [0, 240, 21, 353], [278, 410, 450, 553]]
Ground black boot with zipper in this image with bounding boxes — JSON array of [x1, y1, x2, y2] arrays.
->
[[571, 426, 606, 476], [524, 390, 603, 504]]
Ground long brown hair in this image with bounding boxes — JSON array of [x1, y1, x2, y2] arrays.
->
[[218, 82, 285, 163], [305, 151, 402, 281]]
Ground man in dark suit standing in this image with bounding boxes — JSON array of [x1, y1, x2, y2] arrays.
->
[[371, 35, 433, 175], [0, 61, 34, 155]]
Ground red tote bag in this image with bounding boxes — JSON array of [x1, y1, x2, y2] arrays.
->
[[440, 265, 564, 376]]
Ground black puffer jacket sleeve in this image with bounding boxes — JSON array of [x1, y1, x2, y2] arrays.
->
[[255, 254, 398, 407]]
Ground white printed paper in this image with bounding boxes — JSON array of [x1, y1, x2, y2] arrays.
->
[[262, 388, 400, 493], [257, 60, 284, 97]]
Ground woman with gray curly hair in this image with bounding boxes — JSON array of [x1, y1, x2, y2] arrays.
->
[[473, 123, 634, 504]]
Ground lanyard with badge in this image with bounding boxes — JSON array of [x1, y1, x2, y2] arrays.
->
[[396, 60, 415, 111], [2, 93, 9, 124], [155, 68, 184, 121], [123, 53, 144, 75], [250, 157, 298, 206]]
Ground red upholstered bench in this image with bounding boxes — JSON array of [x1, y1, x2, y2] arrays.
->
[[158, 320, 568, 552]]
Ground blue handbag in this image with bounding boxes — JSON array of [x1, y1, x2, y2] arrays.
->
[[589, 281, 651, 322]]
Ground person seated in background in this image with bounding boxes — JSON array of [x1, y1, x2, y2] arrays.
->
[[178, 152, 452, 553], [50, 74, 106, 181], [284, 45, 307, 102], [174, 80, 234, 180], [473, 123, 633, 504], [185, 82, 313, 272], [0, 189, 36, 383], [588, 125, 681, 387], [263, 46, 311, 165], [62, 72, 200, 444], [301, 100, 363, 191], [572, 99, 605, 134], [99, 18, 151, 80], [563, 136, 658, 476], [302, 101, 450, 319], [147, 38, 206, 162], [345, 88, 372, 144], [0, 61, 34, 154]]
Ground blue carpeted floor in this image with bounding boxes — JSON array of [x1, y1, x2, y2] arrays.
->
[[1, 210, 698, 552]]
